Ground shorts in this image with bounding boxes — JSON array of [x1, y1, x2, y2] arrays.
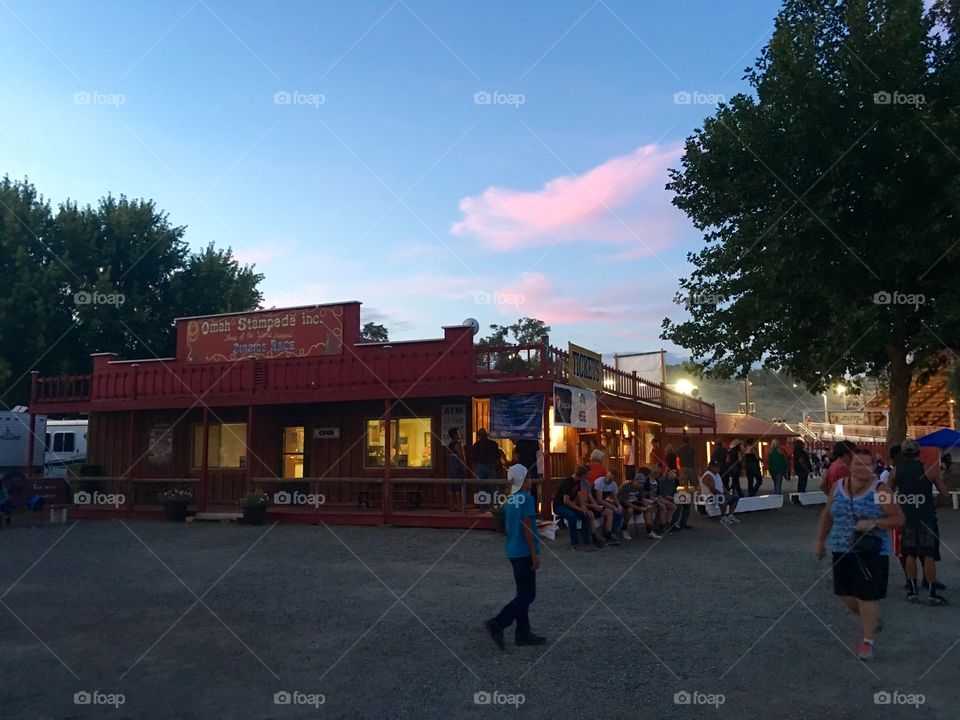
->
[[679, 467, 696, 485], [832, 552, 889, 601], [901, 518, 941, 561]]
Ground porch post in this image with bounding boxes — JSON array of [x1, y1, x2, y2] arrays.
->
[[26, 411, 36, 478], [126, 410, 136, 517], [245, 404, 254, 496], [26, 371, 38, 477], [200, 406, 210, 513], [541, 392, 552, 520], [382, 399, 392, 522]]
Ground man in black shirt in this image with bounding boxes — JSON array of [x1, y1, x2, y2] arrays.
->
[[889, 439, 949, 604]]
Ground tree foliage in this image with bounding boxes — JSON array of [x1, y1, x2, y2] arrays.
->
[[662, 0, 960, 444], [0, 177, 264, 405], [476, 318, 550, 373], [360, 322, 389, 342]]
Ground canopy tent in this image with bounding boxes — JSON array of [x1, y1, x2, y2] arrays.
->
[[917, 428, 960, 448]]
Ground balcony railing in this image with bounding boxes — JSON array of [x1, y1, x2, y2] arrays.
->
[[32, 341, 715, 423]]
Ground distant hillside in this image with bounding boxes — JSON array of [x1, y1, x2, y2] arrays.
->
[[664, 364, 859, 422]]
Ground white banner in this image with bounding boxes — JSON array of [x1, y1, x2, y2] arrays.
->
[[613, 351, 664, 385], [553, 383, 598, 429]]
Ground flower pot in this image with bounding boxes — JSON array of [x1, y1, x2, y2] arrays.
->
[[163, 501, 189, 522], [242, 505, 267, 526]]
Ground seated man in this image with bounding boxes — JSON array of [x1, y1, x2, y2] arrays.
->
[[618, 470, 660, 539], [552, 465, 593, 551], [580, 469, 615, 547], [593, 470, 625, 542], [646, 466, 676, 535], [700, 459, 740, 524]]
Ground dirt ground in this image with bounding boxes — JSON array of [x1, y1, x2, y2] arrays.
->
[[2, 503, 958, 719]]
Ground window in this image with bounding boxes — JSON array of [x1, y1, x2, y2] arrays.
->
[[365, 418, 432, 468], [283, 426, 305, 478], [191, 423, 247, 468], [52, 432, 75, 453]]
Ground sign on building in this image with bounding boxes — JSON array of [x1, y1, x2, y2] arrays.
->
[[178, 305, 344, 363], [568, 343, 602, 391], [440, 404, 467, 442], [553, 382, 598, 429]]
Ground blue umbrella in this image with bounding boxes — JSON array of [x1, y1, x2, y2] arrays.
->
[[916, 428, 960, 448]]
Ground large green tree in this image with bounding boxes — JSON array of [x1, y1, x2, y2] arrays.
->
[[0, 177, 264, 405], [663, 0, 960, 445]]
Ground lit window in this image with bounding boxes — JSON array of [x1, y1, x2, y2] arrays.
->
[[283, 426, 305, 478], [365, 418, 432, 468], [192, 423, 247, 468]]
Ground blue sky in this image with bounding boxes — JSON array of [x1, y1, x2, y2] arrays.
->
[[0, 0, 782, 355]]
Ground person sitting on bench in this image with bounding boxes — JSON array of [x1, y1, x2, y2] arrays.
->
[[645, 466, 676, 536], [593, 470, 625, 543], [619, 470, 660, 539], [579, 469, 615, 548], [553, 465, 593, 551], [700, 459, 740, 525]]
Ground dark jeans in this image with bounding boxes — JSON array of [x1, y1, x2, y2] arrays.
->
[[724, 471, 744, 497], [745, 466, 763, 496], [797, 472, 809, 493], [493, 556, 536, 636], [554, 505, 591, 545], [672, 503, 692, 528]]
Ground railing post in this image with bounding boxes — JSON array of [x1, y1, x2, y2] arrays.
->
[[541, 391, 552, 520], [382, 399, 392, 523], [126, 410, 136, 517], [200, 406, 210, 513]]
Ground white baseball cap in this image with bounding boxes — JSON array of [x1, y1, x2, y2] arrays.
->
[[507, 463, 528, 494]]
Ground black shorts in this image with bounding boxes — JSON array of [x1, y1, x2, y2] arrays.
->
[[901, 517, 941, 561], [832, 552, 889, 601]]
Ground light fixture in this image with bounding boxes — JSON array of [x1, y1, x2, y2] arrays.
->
[[674, 379, 696, 396]]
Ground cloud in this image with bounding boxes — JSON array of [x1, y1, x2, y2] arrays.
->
[[491, 272, 618, 325], [451, 143, 684, 251], [233, 245, 290, 264]]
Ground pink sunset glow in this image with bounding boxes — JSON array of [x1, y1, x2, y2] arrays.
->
[[451, 143, 684, 251]]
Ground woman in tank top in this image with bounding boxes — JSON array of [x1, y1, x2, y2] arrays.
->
[[815, 450, 903, 661]]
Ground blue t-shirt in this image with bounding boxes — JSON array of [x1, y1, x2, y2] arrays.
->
[[504, 490, 540, 558]]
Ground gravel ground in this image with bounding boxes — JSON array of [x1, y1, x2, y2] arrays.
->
[[2, 503, 958, 719]]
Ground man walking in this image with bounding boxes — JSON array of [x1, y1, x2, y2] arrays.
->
[[486, 464, 547, 648]]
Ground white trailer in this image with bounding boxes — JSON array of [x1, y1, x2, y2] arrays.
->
[[0, 410, 47, 476]]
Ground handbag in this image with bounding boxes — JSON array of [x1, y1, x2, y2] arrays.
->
[[847, 479, 884, 557]]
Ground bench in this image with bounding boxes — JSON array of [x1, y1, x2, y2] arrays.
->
[[695, 493, 783, 517], [790, 491, 827, 506]]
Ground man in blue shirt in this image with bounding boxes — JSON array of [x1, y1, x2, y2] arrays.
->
[[485, 464, 546, 649]]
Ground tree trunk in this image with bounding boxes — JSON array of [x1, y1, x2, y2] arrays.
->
[[886, 350, 911, 447]]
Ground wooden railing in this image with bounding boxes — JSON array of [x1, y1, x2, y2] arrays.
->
[[31, 339, 715, 424]]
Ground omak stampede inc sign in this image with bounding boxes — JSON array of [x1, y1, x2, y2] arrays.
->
[[181, 306, 344, 362]]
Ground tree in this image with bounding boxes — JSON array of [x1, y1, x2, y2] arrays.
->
[[0, 177, 265, 405], [662, 0, 960, 446], [476, 318, 550, 373], [360, 322, 389, 342]]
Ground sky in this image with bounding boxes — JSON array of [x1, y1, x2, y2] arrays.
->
[[0, 0, 784, 357]]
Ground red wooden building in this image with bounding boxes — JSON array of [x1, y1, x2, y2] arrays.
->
[[29, 302, 717, 528]]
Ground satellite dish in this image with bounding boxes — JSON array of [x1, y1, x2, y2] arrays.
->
[[462, 318, 480, 335]]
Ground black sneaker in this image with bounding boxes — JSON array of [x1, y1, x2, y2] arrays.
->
[[928, 592, 949, 606], [907, 581, 919, 603], [516, 632, 547, 646], [605, 534, 621, 546], [593, 537, 607, 549], [484, 619, 505, 650]]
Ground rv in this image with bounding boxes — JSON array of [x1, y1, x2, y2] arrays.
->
[[44, 419, 88, 478]]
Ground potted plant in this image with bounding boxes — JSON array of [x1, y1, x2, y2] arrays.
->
[[239, 489, 270, 525], [158, 488, 192, 522]]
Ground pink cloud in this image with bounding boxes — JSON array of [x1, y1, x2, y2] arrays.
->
[[492, 272, 619, 325], [451, 143, 684, 251]]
